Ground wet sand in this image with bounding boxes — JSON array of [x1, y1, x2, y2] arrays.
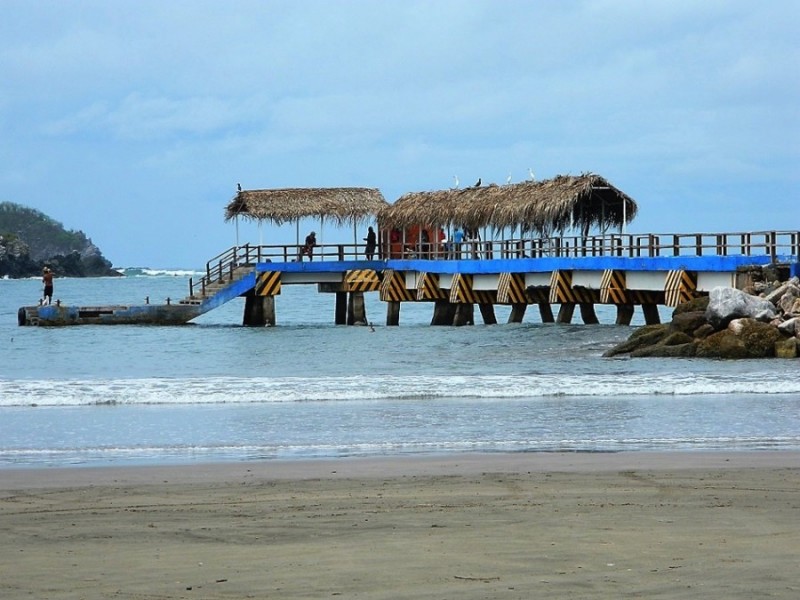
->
[[1, 452, 798, 599]]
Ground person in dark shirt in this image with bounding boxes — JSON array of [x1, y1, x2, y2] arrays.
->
[[364, 226, 377, 260], [300, 231, 317, 261]]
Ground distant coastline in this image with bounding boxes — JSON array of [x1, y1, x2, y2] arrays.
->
[[0, 202, 118, 278]]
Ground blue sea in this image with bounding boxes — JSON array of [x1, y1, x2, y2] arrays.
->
[[1, 270, 799, 469]]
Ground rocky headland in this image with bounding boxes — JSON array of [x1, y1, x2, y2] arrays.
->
[[0, 202, 119, 278], [605, 270, 800, 359]]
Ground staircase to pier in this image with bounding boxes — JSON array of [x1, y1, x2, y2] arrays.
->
[[179, 248, 259, 314]]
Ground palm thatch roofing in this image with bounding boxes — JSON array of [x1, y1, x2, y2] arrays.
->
[[225, 187, 389, 225], [377, 174, 637, 235]]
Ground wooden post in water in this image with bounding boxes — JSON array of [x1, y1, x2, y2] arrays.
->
[[347, 292, 367, 325], [386, 301, 401, 326], [431, 300, 456, 326], [579, 303, 599, 325], [508, 303, 527, 323], [642, 303, 661, 325], [615, 304, 635, 325], [556, 302, 575, 324], [453, 303, 474, 326], [478, 303, 497, 325], [242, 292, 275, 327], [538, 302, 555, 323], [335, 292, 347, 325]]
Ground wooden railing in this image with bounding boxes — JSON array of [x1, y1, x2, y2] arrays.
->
[[188, 231, 800, 298]]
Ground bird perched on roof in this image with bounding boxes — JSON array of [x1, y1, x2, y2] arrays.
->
[[237, 182, 242, 192], [453, 175, 460, 189], [474, 178, 481, 187], [528, 168, 535, 181]]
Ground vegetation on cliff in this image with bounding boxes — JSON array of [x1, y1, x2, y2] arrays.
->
[[0, 202, 118, 278]]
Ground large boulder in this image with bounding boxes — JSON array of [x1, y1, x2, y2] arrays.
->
[[672, 296, 709, 316], [696, 330, 750, 359], [705, 287, 777, 330], [602, 324, 669, 357], [777, 317, 799, 336], [697, 318, 780, 358], [775, 338, 799, 358], [669, 311, 708, 336]]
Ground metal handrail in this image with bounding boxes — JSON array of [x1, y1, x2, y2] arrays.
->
[[188, 231, 799, 298]]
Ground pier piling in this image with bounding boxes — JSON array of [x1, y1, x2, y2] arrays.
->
[[386, 301, 401, 326], [335, 292, 347, 325], [242, 292, 275, 326], [479, 303, 497, 325], [508, 303, 527, 323]]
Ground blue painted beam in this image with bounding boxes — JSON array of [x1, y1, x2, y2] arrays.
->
[[256, 254, 794, 275]]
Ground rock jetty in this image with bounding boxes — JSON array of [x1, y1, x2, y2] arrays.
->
[[604, 276, 800, 359]]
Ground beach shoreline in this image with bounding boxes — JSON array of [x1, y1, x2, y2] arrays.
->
[[2, 449, 800, 489], [1, 451, 798, 599]]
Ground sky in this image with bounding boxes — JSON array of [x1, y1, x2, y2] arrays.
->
[[1, 0, 798, 268]]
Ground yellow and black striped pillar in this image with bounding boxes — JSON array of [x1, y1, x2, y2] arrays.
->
[[417, 272, 448, 301], [497, 272, 527, 304], [664, 270, 698, 307], [599, 269, 627, 304], [380, 269, 415, 302], [344, 269, 381, 292], [548, 270, 574, 304], [255, 271, 281, 296]]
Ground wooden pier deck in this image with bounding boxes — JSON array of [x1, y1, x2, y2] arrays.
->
[[178, 230, 800, 327], [17, 230, 799, 326]]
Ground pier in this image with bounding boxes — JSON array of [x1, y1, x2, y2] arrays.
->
[[17, 177, 800, 326], [178, 230, 799, 327]]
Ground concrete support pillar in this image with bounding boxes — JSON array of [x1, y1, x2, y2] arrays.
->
[[386, 301, 401, 326], [579, 302, 599, 325], [615, 304, 635, 325], [538, 302, 555, 323], [508, 303, 527, 323], [453, 303, 474, 326], [335, 292, 347, 325], [347, 292, 367, 325], [431, 300, 456, 326], [642, 303, 661, 325], [556, 302, 575, 324], [242, 293, 276, 327], [478, 303, 497, 325]]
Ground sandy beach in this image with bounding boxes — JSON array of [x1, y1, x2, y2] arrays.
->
[[1, 452, 798, 599]]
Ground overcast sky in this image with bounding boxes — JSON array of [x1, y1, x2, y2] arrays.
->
[[1, 1, 797, 268]]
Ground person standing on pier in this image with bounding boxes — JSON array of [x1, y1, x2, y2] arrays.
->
[[453, 227, 464, 259], [364, 226, 377, 260], [42, 266, 54, 305], [301, 231, 317, 261]]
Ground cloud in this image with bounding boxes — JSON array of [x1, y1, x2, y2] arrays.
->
[[1, 0, 798, 267]]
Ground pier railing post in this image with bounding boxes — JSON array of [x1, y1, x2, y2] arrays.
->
[[716, 234, 726, 256], [768, 231, 777, 262], [740, 233, 751, 256], [695, 234, 703, 256]]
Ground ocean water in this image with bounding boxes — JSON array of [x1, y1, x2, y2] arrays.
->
[[1, 271, 799, 468]]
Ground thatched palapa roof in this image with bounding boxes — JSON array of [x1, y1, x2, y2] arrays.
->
[[377, 174, 637, 235], [225, 187, 389, 225]]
